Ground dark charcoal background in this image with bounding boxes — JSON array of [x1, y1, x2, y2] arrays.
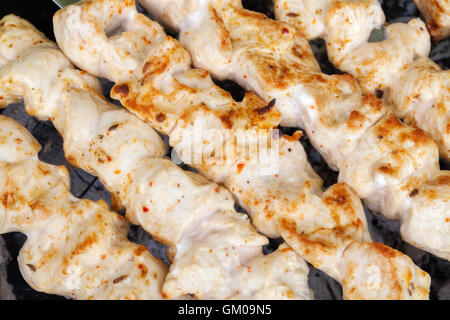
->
[[0, 0, 449, 300]]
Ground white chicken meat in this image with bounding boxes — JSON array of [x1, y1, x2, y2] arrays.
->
[[0, 14, 313, 300], [129, 0, 449, 261], [55, 0, 432, 299], [275, 0, 450, 160]]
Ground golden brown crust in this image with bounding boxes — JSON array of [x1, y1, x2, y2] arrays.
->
[[413, 0, 450, 41]]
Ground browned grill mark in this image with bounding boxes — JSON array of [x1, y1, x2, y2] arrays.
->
[[347, 110, 366, 129], [378, 165, 396, 175], [27, 264, 36, 272], [156, 113, 166, 122], [221, 114, 233, 129], [335, 195, 347, 205], [143, 61, 151, 73], [371, 242, 398, 259], [113, 275, 128, 284], [108, 124, 119, 131], [134, 246, 146, 256], [255, 99, 276, 115], [114, 83, 129, 96]]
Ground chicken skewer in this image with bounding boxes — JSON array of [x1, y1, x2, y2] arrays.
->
[[275, 0, 450, 160], [0, 114, 168, 299], [413, 0, 450, 42], [128, 0, 450, 261], [0, 14, 313, 300], [55, 0, 431, 299]]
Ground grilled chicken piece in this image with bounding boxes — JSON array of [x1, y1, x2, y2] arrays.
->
[[0, 115, 168, 299], [389, 57, 449, 160], [0, 14, 313, 300], [123, 0, 450, 261], [275, 0, 450, 160], [55, 0, 432, 299], [275, 0, 383, 41], [413, 0, 450, 42], [138, 0, 321, 129]]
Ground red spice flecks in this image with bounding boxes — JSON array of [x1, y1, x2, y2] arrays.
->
[[237, 163, 245, 174], [142, 206, 149, 212]]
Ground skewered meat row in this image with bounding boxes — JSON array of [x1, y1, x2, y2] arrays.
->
[[130, 0, 450, 261], [0, 114, 168, 299], [275, 0, 450, 160], [413, 0, 450, 42], [0, 14, 313, 300], [55, 0, 431, 299]]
